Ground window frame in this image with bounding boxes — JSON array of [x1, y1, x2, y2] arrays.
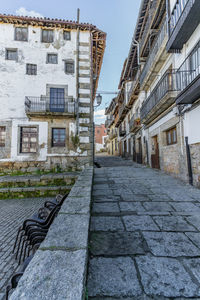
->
[[20, 126, 38, 154], [0, 127, 6, 147], [26, 64, 37, 75], [46, 53, 58, 64], [14, 27, 28, 42], [41, 29, 54, 43], [63, 31, 71, 41], [64, 60, 75, 74], [166, 127, 177, 146], [52, 128, 66, 147], [5, 48, 18, 61]]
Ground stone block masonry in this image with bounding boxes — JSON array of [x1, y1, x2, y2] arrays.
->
[[10, 166, 93, 300]]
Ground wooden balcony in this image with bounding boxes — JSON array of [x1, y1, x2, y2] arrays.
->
[[25, 96, 76, 117], [109, 129, 117, 140], [167, 0, 200, 52], [140, 70, 179, 125], [129, 114, 141, 133], [140, 20, 168, 89], [176, 39, 200, 104], [118, 101, 130, 122], [127, 70, 140, 106], [105, 115, 114, 128]]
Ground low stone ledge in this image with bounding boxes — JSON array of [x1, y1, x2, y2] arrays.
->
[[10, 166, 93, 300]]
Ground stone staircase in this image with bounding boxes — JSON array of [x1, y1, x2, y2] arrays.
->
[[0, 172, 79, 199]]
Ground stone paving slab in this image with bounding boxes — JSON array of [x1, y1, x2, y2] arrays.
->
[[136, 255, 200, 297], [142, 231, 200, 257], [88, 156, 200, 299], [87, 257, 142, 297], [90, 232, 147, 256]]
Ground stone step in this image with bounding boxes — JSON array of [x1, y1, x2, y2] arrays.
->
[[0, 172, 79, 188], [0, 185, 72, 200]]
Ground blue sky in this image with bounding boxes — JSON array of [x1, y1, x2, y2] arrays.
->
[[1, 0, 141, 123]]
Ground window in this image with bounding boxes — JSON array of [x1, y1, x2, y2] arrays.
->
[[6, 49, 17, 61], [166, 127, 177, 145], [15, 27, 28, 41], [20, 127, 38, 153], [42, 30, 54, 43], [65, 61, 74, 74], [47, 54, 58, 64], [52, 128, 66, 147], [0, 127, 6, 147], [63, 31, 71, 40], [26, 64, 37, 75]]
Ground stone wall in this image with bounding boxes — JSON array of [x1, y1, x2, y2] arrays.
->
[[190, 142, 200, 188], [10, 166, 93, 300]]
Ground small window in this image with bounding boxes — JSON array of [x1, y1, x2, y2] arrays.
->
[[65, 61, 74, 74], [63, 31, 71, 40], [26, 64, 37, 75], [42, 30, 54, 43], [47, 53, 58, 64], [166, 127, 177, 145], [20, 127, 38, 153], [15, 27, 28, 41], [0, 127, 6, 147], [6, 49, 18, 61], [52, 128, 66, 147]]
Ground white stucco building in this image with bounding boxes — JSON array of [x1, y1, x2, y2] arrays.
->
[[0, 14, 106, 172]]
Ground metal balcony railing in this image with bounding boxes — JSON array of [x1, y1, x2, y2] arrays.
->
[[140, 20, 167, 85], [177, 39, 200, 91], [129, 114, 141, 132], [140, 70, 179, 121], [119, 125, 126, 137], [105, 115, 114, 128], [25, 96, 76, 114], [109, 129, 118, 140], [169, 0, 192, 37]]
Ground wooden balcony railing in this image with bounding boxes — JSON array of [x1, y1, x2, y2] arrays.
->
[[140, 20, 167, 86]]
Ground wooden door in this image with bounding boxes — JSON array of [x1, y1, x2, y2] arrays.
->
[[151, 135, 160, 169]]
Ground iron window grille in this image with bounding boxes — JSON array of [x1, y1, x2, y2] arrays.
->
[[6, 49, 18, 61], [65, 61, 74, 74], [0, 127, 6, 147], [26, 64, 37, 75], [52, 128, 66, 147], [63, 31, 71, 40], [166, 127, 177, 145], [15, 27, 28, 41], [42, 30, 54, 43], [20, 127, 38, 153], [47, 54, 58, 64]]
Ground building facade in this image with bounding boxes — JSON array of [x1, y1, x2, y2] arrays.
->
[[108, 0, 200, 187], [105, 98, 119, 156], [95, 124, 107, 152], [0, 14, 106, 172]]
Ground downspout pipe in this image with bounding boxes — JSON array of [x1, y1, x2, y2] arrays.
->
[[185, 136, 193, 186], [132, 39, 141, 66], [76, 8, 80, 135]]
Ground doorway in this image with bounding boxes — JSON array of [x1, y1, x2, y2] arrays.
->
[[151, 135, 160, 169]]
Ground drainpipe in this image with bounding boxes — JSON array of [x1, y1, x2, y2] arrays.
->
[[185, 136, 193, 186], [76, 8, 80, 135], [166, 0, 170, 37], [132, 39, 140, 66]]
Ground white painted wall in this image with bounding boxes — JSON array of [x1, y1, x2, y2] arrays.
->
[[0, 23, 91, 162], [184, 106, 200, 145]]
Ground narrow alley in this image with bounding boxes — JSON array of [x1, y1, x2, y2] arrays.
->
[[87, 156, 200, 299]]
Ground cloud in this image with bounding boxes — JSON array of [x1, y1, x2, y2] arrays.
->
[[16, 7, 43, 18], [94, 109, 106, 124], [94, 109, 105, 118]]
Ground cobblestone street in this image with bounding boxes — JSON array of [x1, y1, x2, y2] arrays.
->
[[88, 156, 200, 299], [0, 197, 50, 299]]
